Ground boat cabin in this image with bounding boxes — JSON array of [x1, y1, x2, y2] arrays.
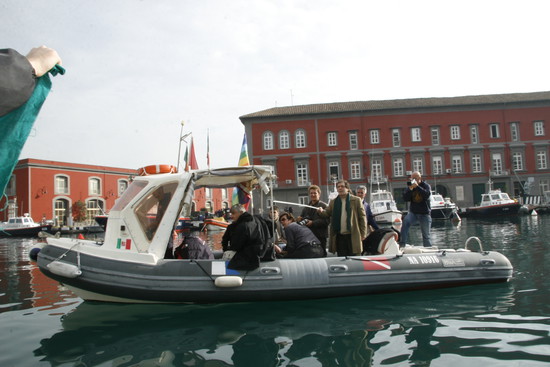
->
[[479, 190, 515, 207]]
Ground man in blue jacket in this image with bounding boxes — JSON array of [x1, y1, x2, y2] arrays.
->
[[400, 171, 432, 247]]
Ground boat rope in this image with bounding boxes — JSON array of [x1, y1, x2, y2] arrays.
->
[[51, 241, 82, 269], [191, 259, 216, 282]]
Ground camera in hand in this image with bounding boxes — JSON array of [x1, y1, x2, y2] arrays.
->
[[297, 218, 310, 226], [407, 178, 417, 186]]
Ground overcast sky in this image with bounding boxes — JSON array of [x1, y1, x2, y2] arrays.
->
[[3, 0, 549, 170]]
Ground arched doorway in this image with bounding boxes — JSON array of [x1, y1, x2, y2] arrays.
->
[[54, 198, 70, 226], [433, 184, 448, 197]]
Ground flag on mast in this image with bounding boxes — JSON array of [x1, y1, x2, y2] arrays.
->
[[207, 129, 210, 169], [184, 145, 189, 172], [232, 133, 251, 209], [188, 137, 199, 170]]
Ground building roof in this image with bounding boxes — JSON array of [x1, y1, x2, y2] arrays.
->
[[240, 91, 550, 121]]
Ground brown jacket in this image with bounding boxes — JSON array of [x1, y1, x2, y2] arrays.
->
[[321, 194, 368, 254]]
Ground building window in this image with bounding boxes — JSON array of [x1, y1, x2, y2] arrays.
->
[[371, 159, 382, 181], [327, 132, 337, 146], [370, 130, 380, 144], [89, 178, 101, 196], [450, 125, 460, 140], [205, 201, 212, 212], [54, 198, 69, 226], [412, 157, 423, 174], [55, 175, 69, 195], [295, 129, 306, 148], [432, 156, 443, 175], [86, 199, 104, 222], [350, 160, 361, 180], [411, 127, 421, 142], [221, 188, 227, 199], [263, 131, 273, 150], [534, 121, 545, 136], [118, 179, 128, 196], [393, 158, 404, 177], [349, 131, 358, 150], [536, 150, 548, 169], [6, 175, 16, 196], [472, 153, 482, 173], [512, 152, 524, 171], [279, 130, 290, 149], [540, 179, 550, 194], [431, 127, 440, 146], [328, 162, 340, 181], [298, 195, 309, 205], [452, 155, 463, 173], [510, 122, 520, 142], [205, 188, 212, 198], [392, 129, 401, 147], [490, 123, 500, 138], [492, 153, 503, 175], [296, 162, 309, 186], [470, 125, 479, 144]]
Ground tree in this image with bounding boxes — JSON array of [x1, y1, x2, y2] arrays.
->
[[72, 200, 87, 223]]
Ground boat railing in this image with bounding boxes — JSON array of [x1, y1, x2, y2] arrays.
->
[[464, 236, 484, 253]]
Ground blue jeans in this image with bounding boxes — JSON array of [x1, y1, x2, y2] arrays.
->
[[400, 212, 432, 247]]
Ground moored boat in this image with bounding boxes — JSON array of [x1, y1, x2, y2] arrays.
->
[[465, 181, 521, 217], [430, 193, 459, 220], [0, 213, 52, 237], [370, 189, 402, 224], [203, 217, 229, 231], [36, 166, 512, 304]]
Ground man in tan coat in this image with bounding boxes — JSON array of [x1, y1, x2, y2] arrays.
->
[[318, 180, 368, 256]]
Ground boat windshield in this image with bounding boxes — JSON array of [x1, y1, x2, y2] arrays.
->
[[112, 181, 148, 212], [134, 182, 179, 241], [432, 195, 444, 202]]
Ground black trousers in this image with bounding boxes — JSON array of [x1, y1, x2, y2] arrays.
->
[[336, 233, 356, 256]]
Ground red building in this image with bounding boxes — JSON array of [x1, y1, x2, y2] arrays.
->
[[240, 91, 550, 209], [2, 159, 234, 225]]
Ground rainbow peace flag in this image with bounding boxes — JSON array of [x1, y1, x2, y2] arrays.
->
[[232, 134, 251, 209]]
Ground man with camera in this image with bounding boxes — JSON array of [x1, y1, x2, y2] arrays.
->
[[401, 171, 432, 247]]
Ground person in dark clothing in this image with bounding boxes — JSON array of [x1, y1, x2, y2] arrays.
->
[[355, 185, 380, 231], [296, 185, 329, 256], [0, 46, 62, 116], [224, 204, 264, 270], [400, 171, 432, 247], [172, 230, 214, 260], [278, 212, 324, 259]]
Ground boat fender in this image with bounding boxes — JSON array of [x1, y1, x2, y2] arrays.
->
[[29, 247, 41, 261], [47, 261, 82, 278], [214, 276, 243, 288]]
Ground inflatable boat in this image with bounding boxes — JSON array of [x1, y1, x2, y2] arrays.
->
[[36, 166, 513, 303]]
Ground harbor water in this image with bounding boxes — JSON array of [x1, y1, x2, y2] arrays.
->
[[1, 216, 549, 366]]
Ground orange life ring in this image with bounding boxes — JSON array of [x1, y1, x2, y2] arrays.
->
[[137, 164, 177, 176]]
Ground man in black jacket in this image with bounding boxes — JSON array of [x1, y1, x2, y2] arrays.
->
[[225, 204, 265, 270], [401, 171, 432, 247]]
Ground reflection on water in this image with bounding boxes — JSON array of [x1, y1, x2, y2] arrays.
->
[[1, 216, 550, 366], [34, 285, 517, 367]]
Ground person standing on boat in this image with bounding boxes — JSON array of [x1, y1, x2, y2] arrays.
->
[[400, 171, 432, 247], [355, 185, 380, 231], [224, 204, 264, 270], [277, 212, 324, 258], [296, 185, 329, 256], [317, 180, 368, 256]]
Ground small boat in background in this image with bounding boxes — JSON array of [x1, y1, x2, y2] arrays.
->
[[203, 217, 229, 231], [370, 189, 402, 224], [0, 213, 52, 237], [430, 193, 460, 220], [465, 181, 521, 217]]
